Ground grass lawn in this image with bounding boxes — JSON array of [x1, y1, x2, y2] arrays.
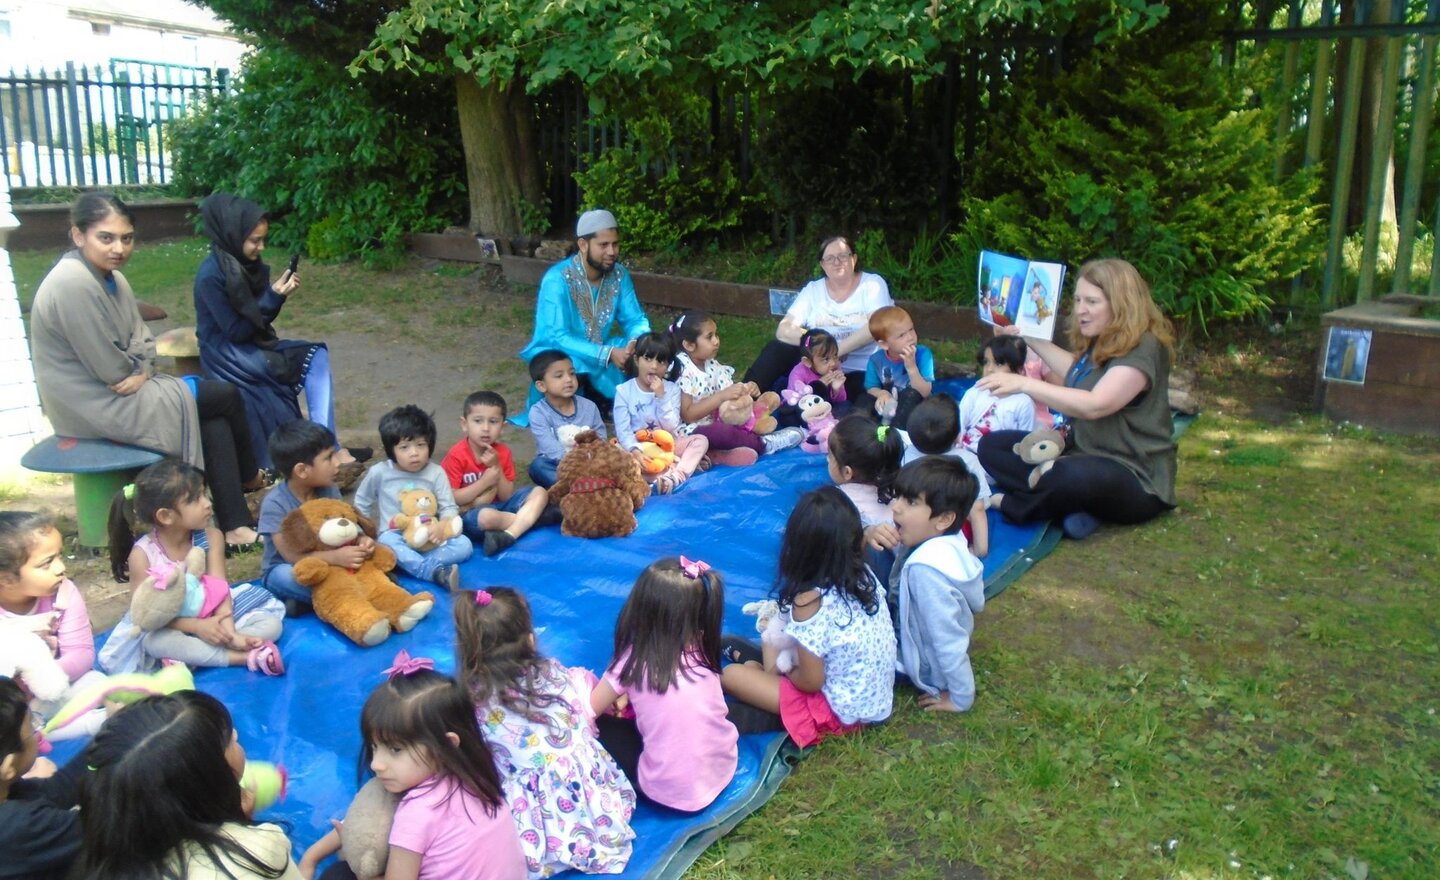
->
[[9, 243, 1439, 878]]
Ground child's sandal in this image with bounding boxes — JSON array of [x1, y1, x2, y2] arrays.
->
[[246, 641, 285, 676]]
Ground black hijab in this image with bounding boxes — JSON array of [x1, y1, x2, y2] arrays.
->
[[200, 193, 277, 347]]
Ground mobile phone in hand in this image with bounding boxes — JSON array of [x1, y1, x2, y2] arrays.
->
[[287, 254, 300, 276]]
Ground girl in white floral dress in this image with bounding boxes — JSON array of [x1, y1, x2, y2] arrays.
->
[[454, 587, 636, 878]]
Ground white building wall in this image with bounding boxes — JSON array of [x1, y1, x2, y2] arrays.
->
[[0, 174, 49, 474], [0, 0, 245, 73]]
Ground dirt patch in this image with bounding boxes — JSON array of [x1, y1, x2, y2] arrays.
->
[[5, 266, 544, 632]]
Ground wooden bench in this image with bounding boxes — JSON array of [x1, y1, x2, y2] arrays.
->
[[21, 437, 165, 550]]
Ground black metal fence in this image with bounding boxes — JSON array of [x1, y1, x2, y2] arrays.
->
[[1, 60, 229, 189]]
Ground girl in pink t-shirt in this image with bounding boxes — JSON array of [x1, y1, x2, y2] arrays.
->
[[590, 557, 739, 812], [0, 510, 108, 739], [302, 656, 526, 879]]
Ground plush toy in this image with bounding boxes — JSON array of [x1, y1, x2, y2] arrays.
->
[[548, 431, 649, 538], [127, 545, 207, 633], [389, 487, 463, 552], [340, 778, 401, 878], [0, 618, 69, 703], [281, 499, 435, 647], [241, 761, 288, 812], [42, 663, 195, 736], [796, 393, 838, 454], [741, 600, 799, 674], [634, 428, 676, 475], [1013, 427, 1065, 488], [555, 424, 588, 454], [718, 391, 781, 437]]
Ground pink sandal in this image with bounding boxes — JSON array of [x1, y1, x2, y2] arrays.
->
[[246, 641, 286, 676]]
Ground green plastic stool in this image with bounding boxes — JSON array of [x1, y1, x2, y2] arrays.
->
[[21, 437, 165, 550]]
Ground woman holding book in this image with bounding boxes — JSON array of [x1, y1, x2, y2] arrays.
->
[[974, 258, 1176, 540], [743, 235, 893, 401]]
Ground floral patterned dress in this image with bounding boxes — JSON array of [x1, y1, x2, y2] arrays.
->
[[477, 658, 637, 878]]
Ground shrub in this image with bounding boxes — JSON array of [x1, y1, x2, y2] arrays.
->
[[168, 46, 465, 263], [956, 43, 1323, 331]]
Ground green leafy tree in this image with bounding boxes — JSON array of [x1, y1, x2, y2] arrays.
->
[[168, 46, 465, 260], [352, 0, 1169, 234]]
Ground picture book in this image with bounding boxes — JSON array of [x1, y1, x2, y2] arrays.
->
[[977, 250, 1066, 340]]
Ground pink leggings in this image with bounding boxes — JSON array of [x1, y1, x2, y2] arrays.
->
[[648, 433, 709, 484]]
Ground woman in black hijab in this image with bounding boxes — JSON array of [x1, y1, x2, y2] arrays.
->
[[193, 193, 365, 470]]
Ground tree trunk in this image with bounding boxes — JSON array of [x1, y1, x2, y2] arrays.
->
[[1334, 0, 1398, 230], [454, 75, 543, 236]]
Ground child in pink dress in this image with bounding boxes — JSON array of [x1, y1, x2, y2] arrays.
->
[[454, 587, 636, 878]]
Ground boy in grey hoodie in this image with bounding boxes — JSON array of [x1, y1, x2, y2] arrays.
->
[[888, 456, 986, 712]]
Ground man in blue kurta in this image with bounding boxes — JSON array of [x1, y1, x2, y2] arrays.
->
[[518, 209, 651, 417]]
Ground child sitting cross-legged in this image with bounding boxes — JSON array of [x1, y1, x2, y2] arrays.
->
[[442, 391, 551, 557], [888, 456, 986, 712], [721, 488, 897, 747], [101, 461, 286, 676], [526, 350, 607, 489], [613, 332, 710, 495], [257, 420, 360, 615], [591, 557, 739, 812], [354, 405, 473, 590], [864, 305, 934, 429], [454, 587, 636, 877]]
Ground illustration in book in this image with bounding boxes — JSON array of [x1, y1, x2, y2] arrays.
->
[[977, 250, 1066, 340]]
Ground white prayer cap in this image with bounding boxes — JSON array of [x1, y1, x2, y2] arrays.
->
[[576, 209, 618, 237]]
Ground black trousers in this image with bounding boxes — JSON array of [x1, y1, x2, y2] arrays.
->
[[976, 429, 1170, 525], [744, 339, 868, 402], [719, 636, 787, 735], [195, 379, 258, 531]]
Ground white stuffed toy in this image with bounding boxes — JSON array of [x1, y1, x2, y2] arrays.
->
[[741, 599, 799, 674], [555, 424, 587, 454], [0, 616, 69, 702]]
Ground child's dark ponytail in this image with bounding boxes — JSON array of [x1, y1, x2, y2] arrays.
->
[[668, 309, 712, 353], [107, 485, 141, 582], [106, 460, 209, 582], [827, 414, 905, 503]]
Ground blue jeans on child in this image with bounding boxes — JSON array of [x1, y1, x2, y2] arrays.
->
[[377, 531, 474, 581], [262, 563, 311, 604], [460, 487, 535, 541], [527, 457, 559, 489]]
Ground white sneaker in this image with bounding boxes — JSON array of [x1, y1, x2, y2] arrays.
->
[[762, 427, 805, 454]]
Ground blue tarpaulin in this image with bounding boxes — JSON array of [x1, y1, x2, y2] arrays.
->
[[56, 383, 1068, 878]]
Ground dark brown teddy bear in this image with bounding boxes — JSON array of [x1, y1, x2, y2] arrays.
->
[[548, 430, 649, 537]]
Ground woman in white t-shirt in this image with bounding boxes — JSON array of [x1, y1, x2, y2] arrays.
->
[[744, 235, 894, 402]]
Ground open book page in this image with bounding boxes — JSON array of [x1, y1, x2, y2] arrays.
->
[[977, 250, 1067, 340]]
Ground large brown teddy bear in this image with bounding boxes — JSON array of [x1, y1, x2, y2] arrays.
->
[[548, 430, 649, 538], [280, 499, 435, 646]]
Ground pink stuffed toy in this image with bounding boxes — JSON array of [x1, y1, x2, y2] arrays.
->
[[797, 393, 837, 454]]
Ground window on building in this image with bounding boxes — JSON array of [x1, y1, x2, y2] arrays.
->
[[91, 22, 111, 36]]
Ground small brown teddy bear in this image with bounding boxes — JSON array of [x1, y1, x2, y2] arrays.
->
[[548, 430, 649, 538], [280, 498, 435, 646], [1013, 427, 1065, 488], [390, 486, 463, 552], [718, 390, 781, 437]]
